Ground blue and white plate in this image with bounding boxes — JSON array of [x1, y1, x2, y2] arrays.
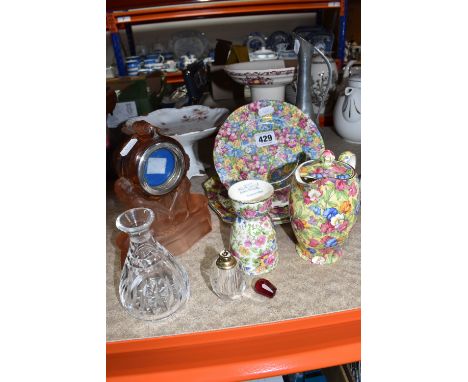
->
[[245, 32, 267, 52], [266, 31, 293, 52], [293, 26, 334, 53]]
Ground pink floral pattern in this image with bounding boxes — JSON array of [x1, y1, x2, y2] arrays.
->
[[213, 100, 324, 189], [203, 176, 291, 225], [224, 68, 295, 86], [229, 190, 278, 276]]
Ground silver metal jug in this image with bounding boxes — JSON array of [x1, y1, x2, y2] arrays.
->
[[294, 35, 333, 127]]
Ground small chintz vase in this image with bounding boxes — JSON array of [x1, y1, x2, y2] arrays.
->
[[228, 180, 278, 276], [289, 150, 360, 265]]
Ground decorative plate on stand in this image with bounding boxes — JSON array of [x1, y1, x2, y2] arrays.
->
[[213, 100, 324, 189]]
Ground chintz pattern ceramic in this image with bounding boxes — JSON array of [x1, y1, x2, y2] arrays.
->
[[289, 150, 360, 265], [228, 180, 278, 276], [202, 176, 290, 225], [214, 100, 324, 189]]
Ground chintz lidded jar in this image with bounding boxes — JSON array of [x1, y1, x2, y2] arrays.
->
[[289, 150, 360, 265], [228, 180, 278, 276]]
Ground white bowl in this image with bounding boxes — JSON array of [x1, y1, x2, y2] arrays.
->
[[224, 60, 295, 101], [123, 105, 229, 136]]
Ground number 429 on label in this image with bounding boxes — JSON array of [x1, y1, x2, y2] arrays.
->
[[254, 131, 278, 147]]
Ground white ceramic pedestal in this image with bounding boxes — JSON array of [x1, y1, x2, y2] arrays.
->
[[250, 85, 286, 102], [173, 127, 218, 179]]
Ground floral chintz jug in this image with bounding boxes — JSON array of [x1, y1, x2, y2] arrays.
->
[[289, 150, 360, 264], [228, 180, 278, 276]]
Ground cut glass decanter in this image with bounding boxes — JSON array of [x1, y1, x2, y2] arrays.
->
[[116, 207, 190, 320]]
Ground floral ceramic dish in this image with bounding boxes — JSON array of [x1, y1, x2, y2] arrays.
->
[[224, 61, 295, 101], [123, 105, 229, 136], [203, 176, 290, 225], [213, 100, 324, 188], [224, 60, 294, 86]]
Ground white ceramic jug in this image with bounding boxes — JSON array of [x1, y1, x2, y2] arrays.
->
[[333, 72, 361, 144], [310, 53, 338, 117]]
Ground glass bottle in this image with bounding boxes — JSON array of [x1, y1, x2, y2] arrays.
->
[[210, 250, 246, 300], [116, 207, 190, 320]]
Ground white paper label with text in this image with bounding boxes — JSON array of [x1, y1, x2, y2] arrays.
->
[[254, 131, 277, 147], [238, 182, 264, 199], [120, 138, 138, 157], [117, 16, 131, 22], [258, 106, 274, 117]]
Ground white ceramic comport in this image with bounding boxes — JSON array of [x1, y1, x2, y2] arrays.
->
[[124, 105, 229, 178], [224, 59, 295, 101]]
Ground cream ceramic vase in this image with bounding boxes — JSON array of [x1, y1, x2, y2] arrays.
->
[[333, 74, 361, 143], [310, 53, 338, 117], [289, 150, 360, 265], [228, 180, 278, 276]]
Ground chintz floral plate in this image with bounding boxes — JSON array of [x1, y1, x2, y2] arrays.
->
[[213, 100, 324, 189], [203, 176, 290, 225]]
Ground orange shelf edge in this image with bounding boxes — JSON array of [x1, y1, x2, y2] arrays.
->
[[110, 0, 340, 26], [112, 0, 335, 17], [107, 308, 361, 382]]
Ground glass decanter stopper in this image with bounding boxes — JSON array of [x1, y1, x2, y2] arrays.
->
[[210, 250, 246, 300], [253, 278, 277, 298], [116, 207, 190, 320]]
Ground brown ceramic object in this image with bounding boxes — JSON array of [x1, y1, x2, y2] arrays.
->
[[113, 121, 212, 266]]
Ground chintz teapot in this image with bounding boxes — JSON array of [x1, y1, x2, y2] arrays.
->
[[333, 61, 361, 143]]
